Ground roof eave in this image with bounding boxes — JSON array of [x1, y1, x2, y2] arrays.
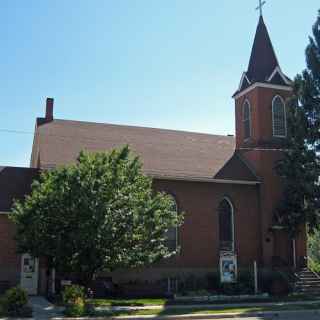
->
[[150, 173, 260, 185], [233, 82, 293, 100]]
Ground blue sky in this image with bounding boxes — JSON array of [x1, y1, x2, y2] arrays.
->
[[0, 0, 319, 167]]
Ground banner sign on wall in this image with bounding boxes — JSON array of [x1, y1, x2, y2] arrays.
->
[[220, 254, 237, 283]]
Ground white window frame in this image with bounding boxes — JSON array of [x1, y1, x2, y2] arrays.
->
[[242, 99, 252, 141], [272, 95, 287, 138], [219, 197, 235, 253]]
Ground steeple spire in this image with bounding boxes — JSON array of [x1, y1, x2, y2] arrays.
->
[[233, 14, 291, 98], [246, 15, 279, 82]]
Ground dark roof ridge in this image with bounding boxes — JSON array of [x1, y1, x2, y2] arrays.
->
[[37, 117, 235, 140], [0, 166, 38, 171]]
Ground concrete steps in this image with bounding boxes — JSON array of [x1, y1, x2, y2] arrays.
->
[[294, 268, 320, 295]]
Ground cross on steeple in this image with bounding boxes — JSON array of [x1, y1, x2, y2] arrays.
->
[[256, 0, 266, 17]]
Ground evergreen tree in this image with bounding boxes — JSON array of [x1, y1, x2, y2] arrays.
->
[[275, 11, 320, 237], [308, 230, 320, 272]]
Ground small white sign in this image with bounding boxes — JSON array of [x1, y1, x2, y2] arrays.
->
[[61, 280, 72, 286]]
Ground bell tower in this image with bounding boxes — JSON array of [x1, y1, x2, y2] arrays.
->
[[233, 15, 292, 150], [232, 15, 306, 268]]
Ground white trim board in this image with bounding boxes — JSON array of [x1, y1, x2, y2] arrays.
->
[[233, 82, 292, 100], [238, 72, 251, 91], [222, 197, 235, 253], [268, 66, 291, 86], [239, 147, 287, 152], [242, 99, 252, 140], [0, 211, 10, 215]]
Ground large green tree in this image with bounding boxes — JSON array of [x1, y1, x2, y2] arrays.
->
[[275, 11, 320, 236], [11, 146, 183, 284]]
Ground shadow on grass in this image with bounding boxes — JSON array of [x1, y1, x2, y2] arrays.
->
[[92, 302, 320, 319], [88, 298, 167, 307]]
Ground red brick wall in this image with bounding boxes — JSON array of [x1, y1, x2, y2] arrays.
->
[[235, 85, 307, 267], [152, 179, 261, 269], [0, 214, 20, 286], [0, 178, 262, 287], [106, 178, 262, 284], [235, 87, 292, 149], [1, 178, 262, 287]]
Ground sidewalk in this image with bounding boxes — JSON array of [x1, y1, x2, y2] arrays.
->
[[28, 296, 63, 319]]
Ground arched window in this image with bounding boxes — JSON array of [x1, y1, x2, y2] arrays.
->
[[242, 100, 251, 140], [165, 195, 178, 251], [218, 198, 234, 252], [272, 96, 286, 137]]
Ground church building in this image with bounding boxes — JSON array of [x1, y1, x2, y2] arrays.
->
[[0, 15, 307, 295]]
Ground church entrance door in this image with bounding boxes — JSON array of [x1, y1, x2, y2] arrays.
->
[[273, 230, 293, 268], [20, 253, 39, 295]]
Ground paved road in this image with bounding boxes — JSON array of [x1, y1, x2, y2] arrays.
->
[[208, 311, 320, 320]]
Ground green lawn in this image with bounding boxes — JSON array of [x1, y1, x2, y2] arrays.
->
[[91, 303, 320, 317], [87, 298, 168, 306], [86, 294, 320, 307]]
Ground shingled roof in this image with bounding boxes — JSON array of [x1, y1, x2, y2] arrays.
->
[[31, 119, 241, 181], [0, 167, 39, 212]]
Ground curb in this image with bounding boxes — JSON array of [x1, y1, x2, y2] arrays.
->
[[14, 308, 318, 320], [108, 309, 320, 319], [2, 306, 320, 319]]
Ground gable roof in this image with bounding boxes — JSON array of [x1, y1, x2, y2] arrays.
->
[[0, 167, 39, 212], [32, 119, 240, 181], [214, 152, 259, 182]]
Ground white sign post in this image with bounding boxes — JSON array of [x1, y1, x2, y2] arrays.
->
[[254, 261, 258, 294]]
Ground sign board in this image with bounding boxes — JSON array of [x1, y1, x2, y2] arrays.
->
[[61, 280, 72, 286], [220, 254, 237, 283]]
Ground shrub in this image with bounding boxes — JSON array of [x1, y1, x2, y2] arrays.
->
[[177, 274, 209, 294], [206, 272, 221, 292], [178, 269, 255, 296], [62, 285, 86, 317], [0, 296, 4, 317], [259, 269, 292, 296], [217, 269, 254, 296], [237, 269, 254, 294], [309, 259, 320, 274], [62, 284, 85, 305], [2, 287, 32, 317], [64, 297, 85, 317]]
